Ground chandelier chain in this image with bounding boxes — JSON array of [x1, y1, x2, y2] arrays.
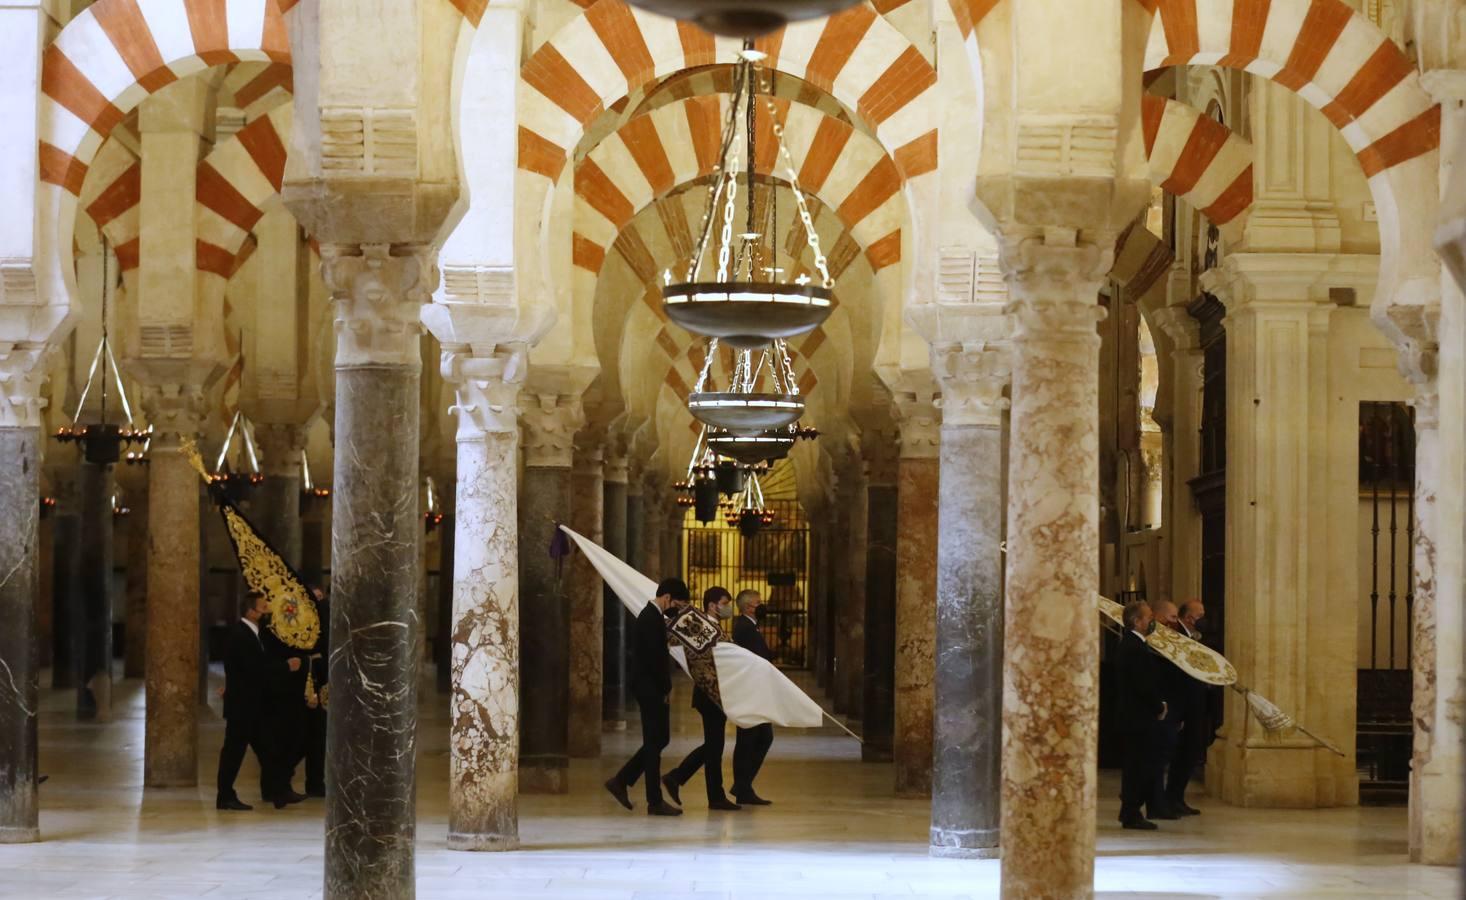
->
[[767, 102, 832, 288], [692, 337, 720, 393]]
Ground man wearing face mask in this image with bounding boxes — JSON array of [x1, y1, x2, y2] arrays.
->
[[1117, 600, 1166, 829], [730, 589, 775, 806], [662, 587, 742, 811], [1165, 599, 1210, 815]]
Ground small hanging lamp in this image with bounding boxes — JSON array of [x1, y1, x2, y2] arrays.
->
[[625, 0, 862, 37]]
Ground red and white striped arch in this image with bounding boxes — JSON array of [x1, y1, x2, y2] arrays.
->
[[195, 103, 292, 280], [81, 140, 142, 273], [36, 0, 292, 318], [574, 94, 916, 278], [1142, 94, 1253, 233], [519, 1, 938, 184]]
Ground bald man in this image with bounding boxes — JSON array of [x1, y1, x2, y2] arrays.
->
[[1149, 600, 1188, 821], [1166, 600, 1209, 815]]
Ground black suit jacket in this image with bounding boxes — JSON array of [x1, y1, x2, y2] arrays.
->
[[629, 603, 672, 697], [733, 616, 772, 661], [259, 613, 308, 702], [1116, 630, 1164, 733], [223, 620, 284, 721]]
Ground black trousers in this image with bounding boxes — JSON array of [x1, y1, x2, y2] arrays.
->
[[1166, 712, 1207, 806], [1151, 713, 1183, 815], [615, 686, 671, 805], [304, 704, 327, 793], [263, 696, 306, 799], [1119, 723, 1161, 821], [731, 723, 773, 799], [217, 714, 273, 802], [668, 697, 729, 803]]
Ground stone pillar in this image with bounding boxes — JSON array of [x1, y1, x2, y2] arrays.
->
[[602, 453, 629, 726], [836, 463, 867, 719], [893, 404, 939, 798], [1151, 307, 1203, 602], [140, 407, 205, 786], [640, 482, 663, 578], [1000, 237, 1109, 896], [122, 479, 148, 679], [76, 457, 114, 721], [518, 391, 583, 793], [568, 446, 604, 758], [253, 423, 308, 569], [434, 495, 453, 696], [318, 244, 434, 894], [661, 505, 682, 577], [929, 348, 1008, 857], [626, 482, 644, 573], [49, 473, 78, 691], [437, 345, 523, 851], [0, 349, 46, 843], [861, 433, 898, 763]]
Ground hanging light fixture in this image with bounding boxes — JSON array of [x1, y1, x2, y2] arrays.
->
[[663, 43, 833, 350], [687, 337, 806, 436], [54, 236, 150, 465], [212, 407, 265, 501], [625, 0, 862, 38]]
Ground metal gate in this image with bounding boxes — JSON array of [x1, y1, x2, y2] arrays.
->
[[1356, 400, 1414, 803], [680, 499, 810, 667]]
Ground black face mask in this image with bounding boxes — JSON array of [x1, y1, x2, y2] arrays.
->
[[1190, 618, 1206, 635], [1145, 620, 1157, 635]]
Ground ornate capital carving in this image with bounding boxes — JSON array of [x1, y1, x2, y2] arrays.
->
[[323, 243, 436, 368], [1149, 306, 1200, 351], [1387, 304, 1440, 389], [521, 394, 584, 468], [893, 398, 941, 459], [573, 444, 604, 479], [442, 346, 524, 441], [860, 427, 900, 486], [139, 382, 208, 441], [0, 342, 50, 429], [932, 343, 1011, 429], [253, 423, 309, 478], [1001, 232, 1112, 340], [602, 431, 630, 484]]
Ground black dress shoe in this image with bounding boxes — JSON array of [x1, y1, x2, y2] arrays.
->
[[661, 774, 682, 806], [217, 797, 253, 811], [708, 798, 742, 811], [604, 778, 633, 811], [647, 801, 683, 817], [1177, 802, 1201, 816], [273, 790, 307, 809], [734, 792, 771, 806], [306, 787, 326, 799], [1149, 810, 1180, 820], [1120, 818, 1158, 830]]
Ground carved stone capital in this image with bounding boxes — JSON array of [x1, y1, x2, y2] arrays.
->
[[932, 343, 1011, 429], [253, 423, 310, 477], [1000, 231, 1112, 340], [441, 346, 525, 441], [521, 394, 584, 469], [603, 431, 630, 484], [323, 243, 437, 368], [0, 342, 51, 429], [860, 427, 900, 486], [1386, 304, 1441, 389], [892, 398, 941, 459], [1149, 306, 1200, 351], [139, 382, 208, 442], [573, 444, 604, 479]]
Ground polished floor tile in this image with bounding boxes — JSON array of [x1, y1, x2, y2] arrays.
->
[[0, 672, 1456, 899]]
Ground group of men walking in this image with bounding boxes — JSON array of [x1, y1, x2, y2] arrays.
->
[[1116, 597, 1210, 830], [215, 587, 330, 811], [605, 579, 776, 816]]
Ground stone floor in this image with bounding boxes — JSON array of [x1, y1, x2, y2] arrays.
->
[[2, 670, 1457, 899]]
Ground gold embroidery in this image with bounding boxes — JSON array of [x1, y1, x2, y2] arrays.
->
[[1096, 594, 1237, 686]]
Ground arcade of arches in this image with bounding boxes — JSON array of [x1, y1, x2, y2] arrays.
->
[[0, 1, 1464, 898]]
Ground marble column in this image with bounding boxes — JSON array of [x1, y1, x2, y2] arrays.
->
[[1000, 237, 1108, 897], [518, 393, 583, 794], [76, 458, 114, 721], [122, 483, 148, 679], [49, 476, 78, 690], [601, 455, 629, 726], [640, 483, 663, 578], [626, 484, 645, 573], [438, 346, 523, 851], [568, 447, 604, 758], [0, 351, 45, 843], [894, 406, 939, 798], [434, 503, 453, 696], [253, 423, 307, 569], [836, 464, 867, 719], [319, 244, 434, 895], [1150, 307, 1203, 602], [141, 418, 204, 787], [861, 434, 898, 763], [929, 348, 1008, 857]]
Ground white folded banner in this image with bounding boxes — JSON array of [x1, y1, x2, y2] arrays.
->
[[559, 525, 824, 729]]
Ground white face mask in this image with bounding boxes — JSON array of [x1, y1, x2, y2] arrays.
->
[[717, 603, 734, 620]]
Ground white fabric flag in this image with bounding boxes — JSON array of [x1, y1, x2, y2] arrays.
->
[[560, 525, 824, 729]]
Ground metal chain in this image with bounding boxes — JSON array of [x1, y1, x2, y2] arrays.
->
[[688, 65, 749, 282], [767, 101, 832, 288], [775, 339, 800, 395], [716, 148, 740, 282], [692, 338, 720, 393]]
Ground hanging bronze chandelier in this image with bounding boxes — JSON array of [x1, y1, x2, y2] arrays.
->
[[626, 0, 862, 38], [662, 44, 833, 350], [687, 337, 806, 436]]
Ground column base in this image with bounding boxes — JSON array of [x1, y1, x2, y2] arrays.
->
[[1410, 762, 1463, 866], [448, 831, 521, 852], [519, 760, 569, 794], [895, 784, 932, 800], [0, 826, 40, 844], [1214, 741, 1356, 808], [929, 827, 1000, 859], [861, 744, 894, 763], [144, 774, 199, 789]]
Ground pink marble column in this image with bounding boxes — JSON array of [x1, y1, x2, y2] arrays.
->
[[567, 447, 604, 759], [440, 347, 523, 851], [1000, 237, 1109, 899], [893, 409, 939, 798]]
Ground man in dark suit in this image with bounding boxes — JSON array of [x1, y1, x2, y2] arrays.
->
[[1165, 599, 1209, 816], [1117, 600, 1165, 830], [303, 587, 330, 797], [259, 603, 309, 807], [730, 589, 774, 806], [605, 577, 688, 816], [663, 587, 741, 811], [216, 591, 301, 811], [1147, 600, 1187, 821]]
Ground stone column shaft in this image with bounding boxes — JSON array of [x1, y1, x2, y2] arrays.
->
[[1000, 239, 1107, 898], [861, 461, 898, 763], [50, 500, 78, 691], [835, 470, 867, 718], [894, 442, 938, 798], [123, 487, 148, 680], [568, 450, 604, 758], [143, 436, 201, 787], [253, 424, 307, 569], [0, 424, 41, 843], [601, 463, 629, 725], [76, 459, 114, 721]]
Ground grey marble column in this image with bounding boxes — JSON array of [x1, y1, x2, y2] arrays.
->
[[518, 393, 583, 793], [893, 414, 940, 798], [253, 424, 307, 569], [76, 459, 114, 721], [567, 447, 604, 758], [49, 476, 78, 690], [122, 484, 148, 680], [640, 484, 663, 578], [928, 345, 1008, 857], [0, 422, 41, 843], [437, 347, 522, 850], [601, 455, 628, 726], [319, 244, 433, 898], [861, 439, 898, 764], [835, 466, 867, 719], [626, 485, 644, 573]]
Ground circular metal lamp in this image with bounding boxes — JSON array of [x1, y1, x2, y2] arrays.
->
[[624, 0, 863, 36], [707, 431, 795, 465], [688, 391, 805, 436], [713, 460, 747, 495], [663, 282, 832, 349]]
